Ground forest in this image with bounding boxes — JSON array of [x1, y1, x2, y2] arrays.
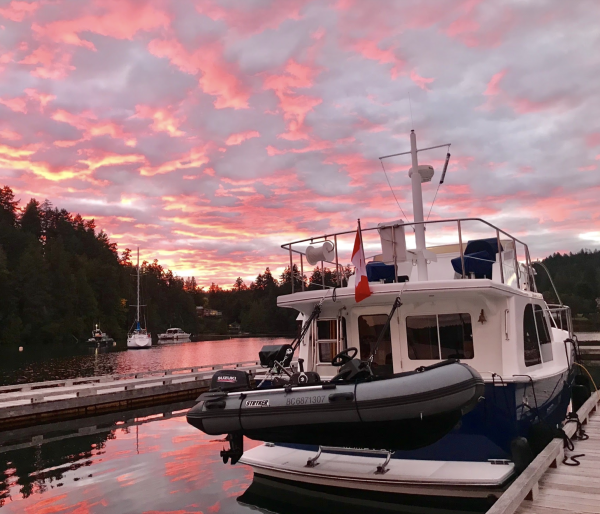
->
[[0, 184, 598, 346]]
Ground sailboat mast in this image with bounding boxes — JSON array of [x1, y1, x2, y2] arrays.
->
[[136, 247, 140, 325]]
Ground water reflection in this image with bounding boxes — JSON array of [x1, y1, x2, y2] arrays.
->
[[0, 337, 288, 386], [0, 401, 261, 513], [0, 399, 488, 514]]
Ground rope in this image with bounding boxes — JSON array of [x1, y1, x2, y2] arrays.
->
[[426, 181, 442, 221], [380, 159, 408, 220], [562, 412, 588, 466], [573, 361, 599, 393]]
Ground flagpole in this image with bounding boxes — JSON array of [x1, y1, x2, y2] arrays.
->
[[357, 218, 363, 248]]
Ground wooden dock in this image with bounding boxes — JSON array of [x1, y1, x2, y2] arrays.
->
[[0, 360, 262, 429], [487, 389, 600, 514]]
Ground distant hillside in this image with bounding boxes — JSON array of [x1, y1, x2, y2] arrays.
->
[[534, 249, 600, 329]]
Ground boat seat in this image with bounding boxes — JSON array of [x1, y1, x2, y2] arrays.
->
[[366, 262, 409, 283], [450, 238, 503, 279]]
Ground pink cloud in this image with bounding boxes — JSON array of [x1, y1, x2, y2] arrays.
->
[[225, 130, 260, 146], [139, 145, 210, 176], [585, 133, 600, 148], [263, 59, 322, 140], [0, 88, 55, 113], [484, 70, 507, 96], [135, 104, 185, 137], [31, 0, 170, 51], [0, 128, 22, 141], [148, 38, 250, 109], [0, 96, 27, 113], [410, 69, 434, 91], [0, 1, 40, 22], [350, 39, 404, 79], [51, 109, 136, 146], [195, 0, 307, 36], [19, 45, 75, 79]]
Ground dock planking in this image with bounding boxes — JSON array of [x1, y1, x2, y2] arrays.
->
[[0, 360, 263, 429], [487, 390, 600, 514]]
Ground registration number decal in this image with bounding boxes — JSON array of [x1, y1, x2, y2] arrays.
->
[[286, 396, 326, 406], [246, 399, 269, 407]]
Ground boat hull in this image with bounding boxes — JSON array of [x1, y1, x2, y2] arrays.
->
[[127, 333, 151, 349]]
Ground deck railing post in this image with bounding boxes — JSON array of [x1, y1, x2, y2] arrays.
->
[[513, 238, 520, 289], [525, 245, 537, 292], [334, 234, 340, 286], [392, 223, 398, 283], [289, 246, 294, 294], [300, 254, 305, 291], [457, 220, 465, 278], [496, 229, 505, 284]]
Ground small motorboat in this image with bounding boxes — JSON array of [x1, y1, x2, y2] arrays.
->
[[186, 343, 485, 464], [157, 327, 191, 342], [87, 324, 114, 348]]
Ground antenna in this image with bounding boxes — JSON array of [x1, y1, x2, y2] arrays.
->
[[426, 152, 452, 220], [440, 153, 451, 184], [408, 92, 414, 129]]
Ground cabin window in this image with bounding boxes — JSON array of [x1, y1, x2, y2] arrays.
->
[[523, 304, 552, 366], [317, 319, 338, 363], [358, 315, 393, 376], [406, 314, 474, 360]]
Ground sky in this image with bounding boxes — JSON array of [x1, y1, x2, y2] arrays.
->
[[1, 0, 599, 288]]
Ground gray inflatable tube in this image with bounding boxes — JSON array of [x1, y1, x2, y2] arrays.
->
[[187, 361, 485, 451]]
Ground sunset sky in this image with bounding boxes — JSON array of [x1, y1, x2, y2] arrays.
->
[[1, 0, 599, 288]]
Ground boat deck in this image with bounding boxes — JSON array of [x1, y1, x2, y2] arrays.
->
[[240, 444, 514, 498]]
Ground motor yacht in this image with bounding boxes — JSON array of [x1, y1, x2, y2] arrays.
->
[[190, 130, 578, 501]]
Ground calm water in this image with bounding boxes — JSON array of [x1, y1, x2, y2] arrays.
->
[[1, 336, 600, 513], [0, 338, 287, 386], [0, 402, 475, 514]]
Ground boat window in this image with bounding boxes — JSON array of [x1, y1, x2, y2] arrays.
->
[[317, 319, 337, 363], [358, 315, 393, 376], [439, 314, 474, 359], [523, 305, 542, 366], [406, 315, 439, 359], [406, 314, 474, 360], [524, 304, 553, 365]]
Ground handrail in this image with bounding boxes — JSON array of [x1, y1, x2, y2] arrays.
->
[[283, 217, 532, 289], [532, 261, 562, 305], [281, 217, 531, 250]]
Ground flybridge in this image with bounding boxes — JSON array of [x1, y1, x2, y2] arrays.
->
[[282, 217, 544, 295], [282, 131, 537, 295]]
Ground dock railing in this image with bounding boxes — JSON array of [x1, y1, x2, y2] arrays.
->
[[282, 218, 535, 293], [0, 360, 262, 404]]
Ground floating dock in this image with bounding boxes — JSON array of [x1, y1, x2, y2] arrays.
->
[[488, 389, 600, 514], [0, 360, 261, 429]]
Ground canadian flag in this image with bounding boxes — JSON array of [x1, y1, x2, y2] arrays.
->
[[351, 222, 371, 303]]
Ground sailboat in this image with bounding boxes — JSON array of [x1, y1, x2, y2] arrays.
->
[[127, 248, 152, 349]]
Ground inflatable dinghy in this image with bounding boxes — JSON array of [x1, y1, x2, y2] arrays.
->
[[187, 346, 484, 464]]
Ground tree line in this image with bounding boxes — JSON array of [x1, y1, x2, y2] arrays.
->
[[1, 184, 598, 346], [0, 186, 345, 346]]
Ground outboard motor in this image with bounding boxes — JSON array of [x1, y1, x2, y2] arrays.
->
[[210, 369, 251, 392]]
